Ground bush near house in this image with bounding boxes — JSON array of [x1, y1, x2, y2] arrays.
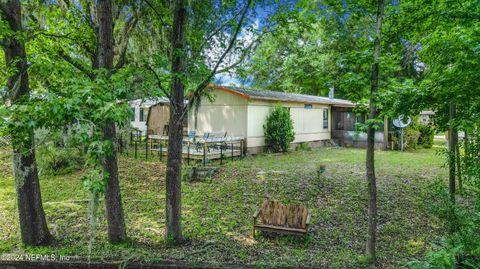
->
[[417, 124, 435, 148], [405, 126, 421, 150], [394, 121, 434, 150], [263, 104, 295, 152]]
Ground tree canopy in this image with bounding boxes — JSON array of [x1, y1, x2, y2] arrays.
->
[[1, 0, 479, 266]]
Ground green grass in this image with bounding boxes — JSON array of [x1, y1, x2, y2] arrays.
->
[[0, 143, 448, 268]]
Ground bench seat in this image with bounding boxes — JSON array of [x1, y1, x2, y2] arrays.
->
[[252, 200, 310, 237], [253, 224, 307, 235]]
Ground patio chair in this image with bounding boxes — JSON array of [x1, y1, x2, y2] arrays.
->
[[184, 130, 196, 145], [196, 132, 209, 152], [207, 131, 227, 151], [187, 130, 196, 140]]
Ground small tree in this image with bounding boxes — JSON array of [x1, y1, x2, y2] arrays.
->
[[263, 105, 295, 152], [417, 124, 434, 148]]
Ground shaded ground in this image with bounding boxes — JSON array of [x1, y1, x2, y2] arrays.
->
[[0, 144, 447, 268]]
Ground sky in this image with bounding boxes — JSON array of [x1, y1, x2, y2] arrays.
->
[[213, 2, 292, 87]]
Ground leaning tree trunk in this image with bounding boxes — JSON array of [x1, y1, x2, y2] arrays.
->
[[1, 0, 51, 246], [464, 130, 470, 182], [165, 0, 187, 244], [96, 0, 126, 243], [456, 140, 462, 191], [365, 0, 384, 263], [448, 102, 457, 201]]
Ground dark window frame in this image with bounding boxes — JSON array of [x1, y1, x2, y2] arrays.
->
[[140, 108, 148, 122], [323, 109, 329, 129], [130, 107, 136, 122]]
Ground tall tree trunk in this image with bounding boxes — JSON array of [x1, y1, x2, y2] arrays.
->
[[96, 0, 126, 243], [464, 130, 470, 182], [165, 0, 186, 244], [448, 102, 457, 201], [365, 0, 384, 263], [1, 0, 51, 246], [456, 141, 462, 191], [464, 130, 469, 158]]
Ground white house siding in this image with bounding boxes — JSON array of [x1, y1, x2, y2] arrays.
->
[[246, 103, 271, 148], [190, 88, 337, 154], [246, 100, 331, 150], [130, 106, 149, 134], [188, 90, 248, 137], [290, 104, 331, 143]]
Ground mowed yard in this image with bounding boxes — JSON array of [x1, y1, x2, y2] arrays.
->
[[0, 144, 448, 268]]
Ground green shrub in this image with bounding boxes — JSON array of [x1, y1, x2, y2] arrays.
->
[[37, 143, 85, 175], [418, 124, 435, 148], [410, 179, 480, 268], [393, 118, 435, 150], [404, 126, 420, 150], [263, 104, 295, 152]]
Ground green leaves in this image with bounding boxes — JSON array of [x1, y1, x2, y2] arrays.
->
[[392, 0, 480, 130], [243, 1, 385, 101], [263, 104, 295, 153], [82, 168, 108, 194]]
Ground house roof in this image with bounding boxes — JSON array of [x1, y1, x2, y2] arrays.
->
[[210, 85, 355, 107], [128, 97, 169, 108], [420, 110, 435, 115]]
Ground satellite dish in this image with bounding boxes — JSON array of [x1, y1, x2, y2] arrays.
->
[[393, 115, 412, 128], [392, 115, 412, 152]]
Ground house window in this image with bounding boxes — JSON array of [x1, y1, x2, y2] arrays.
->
[[140, 108, 148, 122], [323, 109, 329, 129], [130, 107, 135, 122], [304, 104, 313, 109]]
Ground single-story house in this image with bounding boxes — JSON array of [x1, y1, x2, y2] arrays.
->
[[188, 85, 388, 154], [131, 85, 390, 154]]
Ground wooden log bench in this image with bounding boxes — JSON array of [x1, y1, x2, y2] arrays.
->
[[253, 200, 310, 237]]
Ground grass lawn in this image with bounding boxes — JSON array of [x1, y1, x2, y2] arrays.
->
[[0, 144, 448, 268]]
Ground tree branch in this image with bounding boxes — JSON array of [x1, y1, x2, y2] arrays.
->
[[145, 65, 171, 100], [27, 11, 96, 58], [114, 9, 140, 70], [143, 0, 169, 27], [182, 0, 252, 117], [215, 39, 257, 74], [58, 50, 95, 80], [197, 7, 245, 53], [34, 32, 76, 41], [441, 11, 480, 21]]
